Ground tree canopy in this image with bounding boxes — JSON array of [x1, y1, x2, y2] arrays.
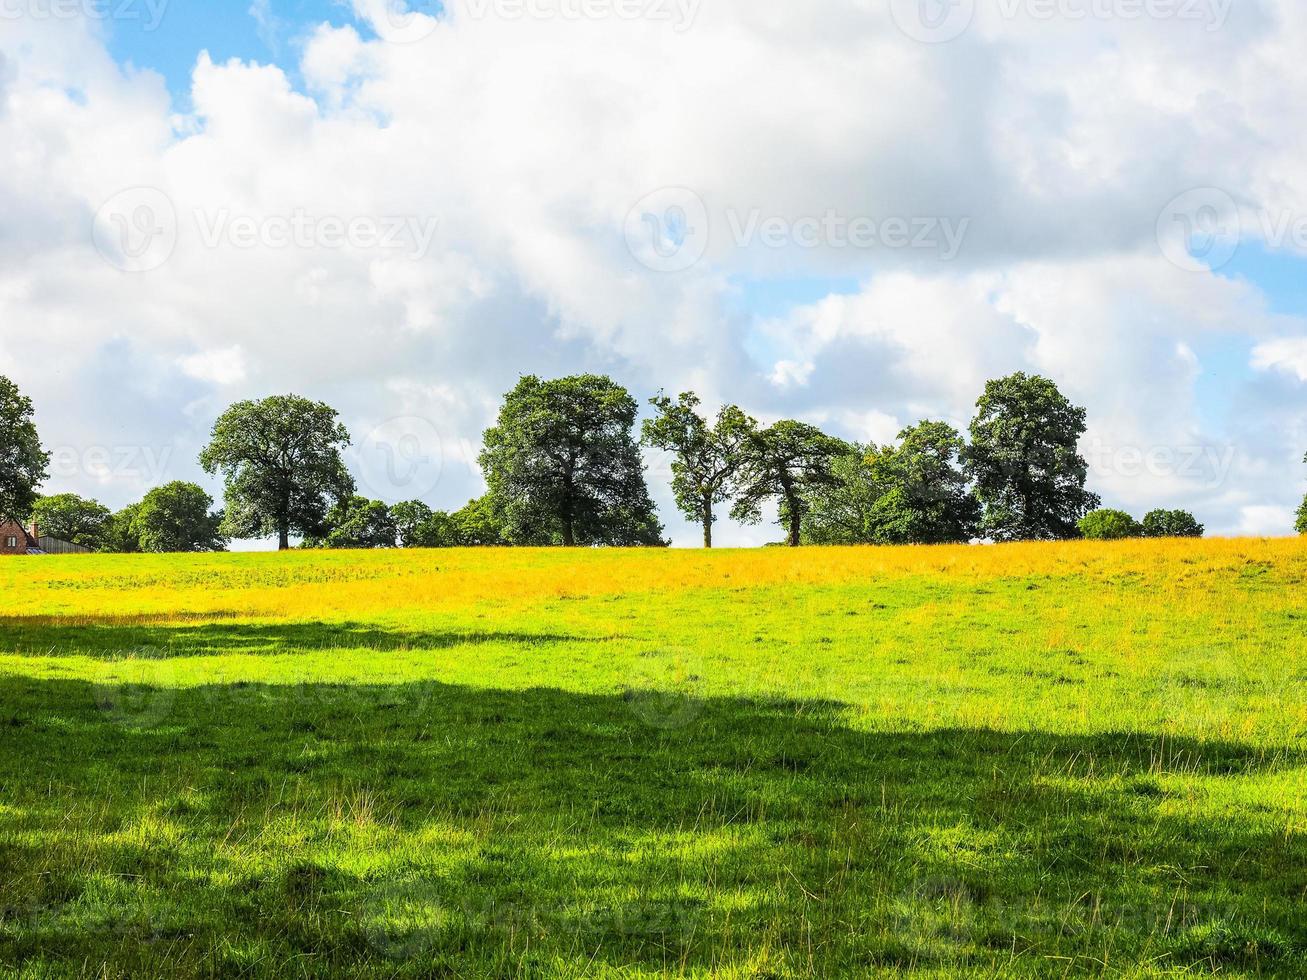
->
[[479, 375, 664, 547], [1078, 508, 1142, 540], [307, 496, 397, 549], [1141, 509, 1204, 539], [199, 395, 354, 550], [963, 373, 1100, 541], [31, 494, 111, 550], [133, 482, 228, 553], [732, 421, 849, 547], [0, 375, 49, 520], [642, 392, 753, 548]]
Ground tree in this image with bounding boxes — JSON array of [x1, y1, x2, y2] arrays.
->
[[731, 421, 849, 547], [1141, 509, 1204, 539], [31, 493, 111, 550], [306, 496, 396, 549], [101, 503, 143, 554], [391, 500, 440, 547], [963, 373, 1100, 541], [199, 395, 354, 550], [799, 447, 883, 545], [133, 482, 227, 552], [642, 392, 753, 548], [479, 375, 665, 547], [800, 422, 980, 546], [1299, 452, 1307, 535], [0, 375, 49, 520], [1078, 508, 1142, 540], [864, 421, 980, 545], [451, 495, 507, 546]]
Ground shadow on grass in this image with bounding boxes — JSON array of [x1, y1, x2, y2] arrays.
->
[[0, 621, 604, 659], [0, 674, 1303, 978]]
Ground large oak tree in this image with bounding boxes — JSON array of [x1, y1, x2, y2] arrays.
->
[[480, 375, 664, 547], [641, 392, 753, 548], [731, 420, 848, 547], [963, 373, 1099, 541], [0, 375, 49, 520], [199, 395, 353, 550]]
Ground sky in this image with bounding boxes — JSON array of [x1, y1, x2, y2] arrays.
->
[[2, 0, 1307, 547]]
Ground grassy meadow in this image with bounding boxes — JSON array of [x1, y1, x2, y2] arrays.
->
[[0, 540, 1304, 977]]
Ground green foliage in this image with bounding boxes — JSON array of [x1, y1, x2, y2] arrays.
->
[[1297, 496, 1307, 535], [0, 375, 50, 520], [390, 497, 508, 548], [30, 493, 111, 549], [802, 423, 980, 546], [1141, 509, 1205, 539], [480, 375, 665, 547], [731, 421, 851, 547], [306, 496, 397, 549], [199, 395, 354, 550], [130, 482, 228, 553], [642, 392, 754, 548], [1079, 508, 1142, 540], [798, 448, 882, 545], [100, 504, 143, 554], [964, 372, 1100, 541]]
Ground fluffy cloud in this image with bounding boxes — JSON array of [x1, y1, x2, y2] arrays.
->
[[1, 0, 1305, 545]]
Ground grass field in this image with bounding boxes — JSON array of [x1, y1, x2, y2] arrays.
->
[[0, 540, 1304, 978]]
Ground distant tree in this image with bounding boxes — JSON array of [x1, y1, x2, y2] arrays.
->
[[0, 375, 49, 520], [1141, 509, 1204, 539], [963, 373, 1100, 541], [31, 493, 111, 550], [451, 495, 507, 546], [133, 482, 227, 552], [199, 395, 354, 550], [1299, 452, 1307, 535], [480, 375, 665, 547], [865, 421, 980, 545], [101, 503, 143, 554], [306, 496, 396, 549], [642, 392, 754, 548], [799, 447, 882, 545], [391, 500, 439, 547], [732, 421, 849, 547], [1078, 508, 1142, 540]]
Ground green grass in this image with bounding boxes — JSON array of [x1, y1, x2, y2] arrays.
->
[[0, 541, 1304, 977]]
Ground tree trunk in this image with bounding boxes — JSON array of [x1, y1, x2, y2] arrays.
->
[[278, 527, 290, 551], [702, 496, 713, 549], [562, 519, 575, 548], [788, 510, 802, 547]]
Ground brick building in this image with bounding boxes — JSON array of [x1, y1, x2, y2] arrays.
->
[[0, 518, 92, 556]]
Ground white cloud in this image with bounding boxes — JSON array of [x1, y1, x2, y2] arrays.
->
[[1252, 337, 1307, 381], [179, 347, 248, 386]]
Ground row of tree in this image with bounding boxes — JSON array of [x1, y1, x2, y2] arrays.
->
[[4, 372, 1304, 551]]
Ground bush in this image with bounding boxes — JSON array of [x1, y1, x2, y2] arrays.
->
[[1141, 509, 1204, 539], [1297, 495, 1307, 535], [1078, 509, 1141, 540]]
